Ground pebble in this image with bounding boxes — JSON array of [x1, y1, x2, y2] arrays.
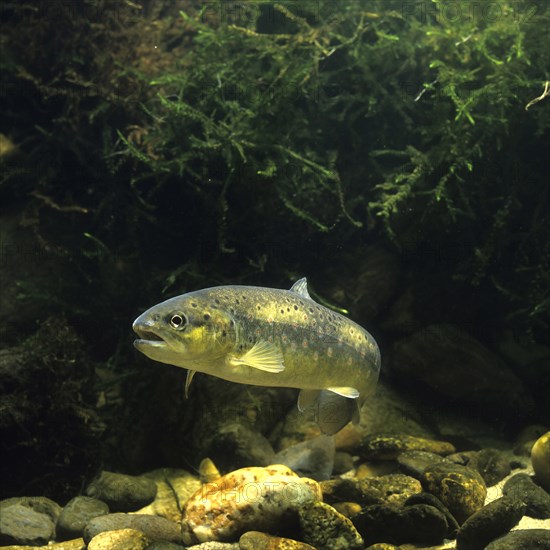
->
[[456, 496, 526, 550], [298, 501, 364, 550], [332, 501, 362, 517], [531, 431, 550, 492], [83, 513, 181, 545], [148, 543, 186, 550], [0, 539, 85, 550], [240, 530, 316, 549], [87, 528, 151, 550], [503, 473, 550, 519], [86, 471, 157, 512], [137, 468, 202, 522], [57, 496, 109, 539], [404, 491, 460, 537], [187, 543, 239, 549], [364, 544, 399, 550], [351, 503, 448, 546], [321, 473, 422, 507], [274, 434, 335, 481], [397, 450, 451, 478], [0, 503, 56, 546], [357, 433, 455, 460], [448, 449, 511, 487], [484, 528, 550, 549], [422, 462, 487, 524], [0, 496, 62, 524], [181, 464, 321, 545]]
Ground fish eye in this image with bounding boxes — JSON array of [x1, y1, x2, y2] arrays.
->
[[169, 313, 187, 330]]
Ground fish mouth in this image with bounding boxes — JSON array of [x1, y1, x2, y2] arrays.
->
[[132, 323, 168, 349]]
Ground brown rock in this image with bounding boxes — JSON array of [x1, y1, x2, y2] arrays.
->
[[181, 464, 321, 545]]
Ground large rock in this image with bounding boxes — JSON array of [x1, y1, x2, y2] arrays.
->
[[456, 496, 525, 550], [502, 473, 550, 519], [137, 468, 201, 522], [298, 501, 363, 550], [86, 471, 157, 512], [351, 503, 448, 546], [83, 513, 181, 545], [389, 324, 534, 418], [181, 464, 321, 545], [57, 496, 109, 539], [422, 462, 487, 524], [531, 431, 550, 493]]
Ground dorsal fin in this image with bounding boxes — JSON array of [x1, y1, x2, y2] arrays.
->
[[290, 277, 312, 300]]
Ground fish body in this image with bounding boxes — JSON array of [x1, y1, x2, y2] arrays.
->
[[132, 278, 380, 434]]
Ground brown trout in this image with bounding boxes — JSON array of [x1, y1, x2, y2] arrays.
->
[[132, 278, 380, 434]]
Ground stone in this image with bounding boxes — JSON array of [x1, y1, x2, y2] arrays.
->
[[57, 496, 109, 539], [0, 539, 85, 550], [274, 434, 335, 481], [531, 431, 550, 493], [0, 503, 56, 546], [0, 496, 62, 524], [502, 473, 550, 519], [364, 545, 399, 550], [187, 543, 239, 549], [298, 501, 363, 550], [404, 491, 459, 537], [321, 474, 422, 507], [137, 468, 202, 522], [86, 471, 157, 512], [389, 324, 534, 419], [87, 528, 150, 550], [448, 449, 511, 487], [332, 502, 362, 517], [351, 503, 448, 546], [83, 513, 181, 545], [358, 433, 455, 460], [204, 422, 276, 470], [333, 451, 354, 474], [181, 464, 321, 545], [239, 530, 316, 549], [456, 496, 526, 550], [422, 462, 487, 524], [397, 450, 451, 478], [484, 529, 550, 549], [148, 543, 186, 550]]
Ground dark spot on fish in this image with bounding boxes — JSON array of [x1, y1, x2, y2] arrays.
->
[[215, 299, 221, 304], [203, 314, 211, 321], [230, 320, 235, 327], [191, 303, 197, 308], [235, 299, 240, 305], [241, 295, 247, 300], [280, 309, 284, 314], [293, 305, 298, 311], [256, 305, 261, 311], [230, 307, 235, 314], [222, 330, 227, 337], [308, 307, 314, 313], [287, 307, 290, 312]]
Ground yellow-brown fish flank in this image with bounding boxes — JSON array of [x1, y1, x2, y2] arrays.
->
[[133, 278, 380, 434]]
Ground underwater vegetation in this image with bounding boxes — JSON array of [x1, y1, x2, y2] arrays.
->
[[1, 0, 548, 336]]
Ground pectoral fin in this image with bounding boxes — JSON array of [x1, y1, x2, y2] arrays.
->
[[229, 340, 285, 373], [326, 386, 360, 399], [184, 370, 196, 398]]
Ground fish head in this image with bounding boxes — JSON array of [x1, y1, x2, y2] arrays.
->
[[132, 292, 236, 370]]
